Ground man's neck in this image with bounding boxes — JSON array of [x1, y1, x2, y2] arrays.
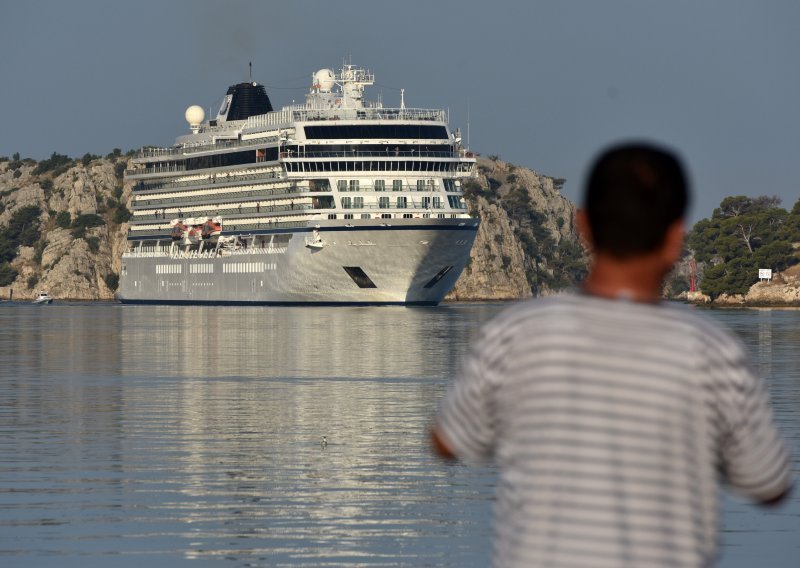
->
[[582, 252, 667, 303]]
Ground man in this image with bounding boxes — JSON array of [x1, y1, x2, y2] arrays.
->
[[432, 143, 792, 567]]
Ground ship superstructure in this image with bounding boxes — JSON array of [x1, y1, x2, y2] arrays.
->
[[119, 64, 478, 305]]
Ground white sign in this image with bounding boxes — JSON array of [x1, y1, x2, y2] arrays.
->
[[759, 269, 772, 281]]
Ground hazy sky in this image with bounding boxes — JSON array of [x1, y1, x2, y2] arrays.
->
[[1, 1, 798, 222]]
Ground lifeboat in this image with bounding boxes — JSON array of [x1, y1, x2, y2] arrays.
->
[[187, 226, 202, 245], [170, 218, 187, 241], [201, 217, 223, 240]]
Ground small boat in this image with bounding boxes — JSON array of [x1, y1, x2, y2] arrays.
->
[[305, 229, 325, 250], [170, 218, 187, 241], [201, 217, 223, 241], [33, 291, 53, 304]]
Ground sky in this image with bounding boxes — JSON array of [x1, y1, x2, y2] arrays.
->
[[1, 0, 798, 223]]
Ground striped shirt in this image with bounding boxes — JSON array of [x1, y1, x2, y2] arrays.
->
[[436, 294, 792, 568]]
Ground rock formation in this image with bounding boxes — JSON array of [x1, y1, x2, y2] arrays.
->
[[735, 264, 800, 306], [447, 156, 585, 300], [0, 157, 131, 301]]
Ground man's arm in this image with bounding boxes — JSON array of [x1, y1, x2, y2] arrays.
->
[[720, 357, 794, 507]]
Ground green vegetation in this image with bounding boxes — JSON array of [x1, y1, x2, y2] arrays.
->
[[70, 213, 105, 238], [0, 263, 17, 286], [0, 205, 42, 286], [81, 153, 100, 167], [32, 152, 73, 176], [55, 211, 71, 229], [104, 272, 119, 291], [113, 204, 132, 224], [33, 239, 47, 265], [688, 195, 800, 298], [86, 236, 101, 254]]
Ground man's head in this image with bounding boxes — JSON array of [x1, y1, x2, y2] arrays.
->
[[582, 143, 690, 259]]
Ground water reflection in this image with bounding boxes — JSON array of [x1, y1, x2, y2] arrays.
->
[[0, 303, 500, 567], [118, 305, 483, 380], [0, 303, 796, 567]]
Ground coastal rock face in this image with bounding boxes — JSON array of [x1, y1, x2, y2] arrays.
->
[[739, 265, 800, 306], [448, 198, 532, 300], [0, 157, 132, 301], [1, 154, 582, 302], [447, 156, 585, 301]]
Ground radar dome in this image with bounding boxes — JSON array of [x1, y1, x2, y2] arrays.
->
[[314, 69, 335, 92], [185, 105, 205, 126]]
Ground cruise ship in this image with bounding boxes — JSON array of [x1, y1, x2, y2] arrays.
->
[[118, 64, 479, 305]]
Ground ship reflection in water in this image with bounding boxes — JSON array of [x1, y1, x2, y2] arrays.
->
[[0, 304, 797, 567], [118, 305, 499, 565]]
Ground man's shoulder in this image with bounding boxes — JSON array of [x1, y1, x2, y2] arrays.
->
[[488, 295, 741, 345]]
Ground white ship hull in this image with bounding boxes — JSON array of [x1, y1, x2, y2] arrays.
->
[[118, 219, 478, 305]]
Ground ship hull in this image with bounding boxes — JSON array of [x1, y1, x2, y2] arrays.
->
[[118, 219, 478, 305]]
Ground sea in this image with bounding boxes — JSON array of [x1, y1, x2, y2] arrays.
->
[[0, 302, 797, 567]]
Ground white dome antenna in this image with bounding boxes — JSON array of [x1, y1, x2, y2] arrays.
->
[[313, 69, 335, 92], [185, 105, 205, 133]]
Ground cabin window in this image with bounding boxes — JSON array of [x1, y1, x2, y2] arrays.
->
[[378, 196, 390, 209], [396, 196, 407, 208], [374, 179, 385, 191], [392, 180, 402, 191], [337, 180, 347, 192]]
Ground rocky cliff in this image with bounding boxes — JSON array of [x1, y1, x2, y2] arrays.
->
[[447, 156, 585, 300], [0, 154, 582, 302], [0, 155, 132, 300]]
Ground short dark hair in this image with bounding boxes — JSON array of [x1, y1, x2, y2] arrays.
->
[[584, 142, 689, 258]]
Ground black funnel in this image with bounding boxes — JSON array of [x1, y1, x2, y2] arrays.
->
[[225, 82, 273, 120]]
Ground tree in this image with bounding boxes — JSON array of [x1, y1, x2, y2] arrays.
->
[[55, 211, 71, 229], [689, 195, 798, 298], [32, 152, 72, 176], [7, 205, 42, 247], [0, 263, 17, 286], [113, 204, 132, 224], [104, 272, 119, 291]]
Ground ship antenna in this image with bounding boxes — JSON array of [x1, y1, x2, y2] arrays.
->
[[400, 88, 405, 110], [249, 61, 252, 82], [467, 98, 470, 148]]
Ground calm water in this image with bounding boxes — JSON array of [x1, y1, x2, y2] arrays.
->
[[0, 302, 797, 567]]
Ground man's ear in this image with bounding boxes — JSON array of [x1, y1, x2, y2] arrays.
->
[[576, 209, 593, 250]]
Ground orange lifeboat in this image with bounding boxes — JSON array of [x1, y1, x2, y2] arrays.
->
[[170, 221, 187, 241], [201, 217, 223, 240]]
